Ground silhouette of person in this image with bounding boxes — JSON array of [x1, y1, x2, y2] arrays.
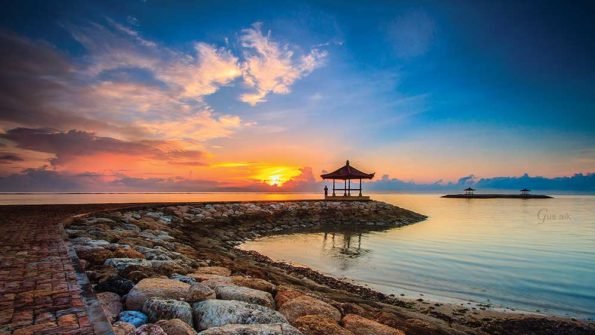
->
[[324, 185, 328, 197]]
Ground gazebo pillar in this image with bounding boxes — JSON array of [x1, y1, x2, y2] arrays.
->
[[332, 179, 336, 196], [359, 178, 362, 196], [344, 180, 347, 196]]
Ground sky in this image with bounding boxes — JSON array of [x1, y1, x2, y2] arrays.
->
[[0, 0, 594, 192]]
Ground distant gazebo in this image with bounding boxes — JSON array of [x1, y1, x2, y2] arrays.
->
[[321, 160, 374, 200], [520, 188, 531, 196], [464, 187, 475, 196]]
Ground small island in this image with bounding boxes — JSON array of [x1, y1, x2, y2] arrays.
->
[[442, 188, 553, 199]]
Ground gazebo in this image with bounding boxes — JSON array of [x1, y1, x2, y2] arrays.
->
[[321, 160, 374, 200], [520, 188, 531, 196], [464, 187, 475, 196]]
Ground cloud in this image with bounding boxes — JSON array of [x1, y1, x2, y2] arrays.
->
[[0, 153, 24, 164], [0, 128, 205, 166], [239, 23, 327, 105]]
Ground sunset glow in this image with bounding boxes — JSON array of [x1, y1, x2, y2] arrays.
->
[[0, 1, 593, 192]]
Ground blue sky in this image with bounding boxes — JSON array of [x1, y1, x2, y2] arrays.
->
[[0, 0, 593, 191]]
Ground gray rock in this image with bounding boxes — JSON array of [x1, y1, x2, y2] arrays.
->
[[142, 297, 193, 326], [215, 286, 274, 308], [131, 324, 167, 335], [105, 258, 152, 272], [192, 300, 287, 331], [126, 278, 192, 310], [197, 323, 302, 335]]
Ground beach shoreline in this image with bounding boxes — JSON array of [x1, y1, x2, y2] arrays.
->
[[1, 201, 594, 335]]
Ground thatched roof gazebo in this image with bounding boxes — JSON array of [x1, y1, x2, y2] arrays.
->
[[520, 188, 531, 196], [321, 160, 374, 200], [464, 187, 475, 196]]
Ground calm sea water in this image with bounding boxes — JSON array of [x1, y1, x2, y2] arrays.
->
[[2, 192, 593, 319], [241, 193, 595, 319]]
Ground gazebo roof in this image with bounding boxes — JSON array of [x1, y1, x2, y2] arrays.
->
[[464, 187, 475, 191], [321, 160, 375, 180], [520, 188, 530, 192]]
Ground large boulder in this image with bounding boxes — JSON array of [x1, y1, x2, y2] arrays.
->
[[142, 297, 193, 326], [132, 324, 167, 335], [188, 283, 216, 301], [196, 323, 302, 335], [274, 287, 304, 308], [341, 314, 405, 335], [231, 276, 276, 294], [112, 321, 136, 335], [192, 266, 231, 276], [294, 315, 354, 335], [96, 276, 135, 296], [198, 276, 234, 289], [155, 319, 197, 335], [105, 258, 152, 272], [192, 300, 287, 331], [215, 285, 274, 308], [126, 278, 191, 310], [96, 291, 122, 322], [279, 296, 341, 323], [119, 310, 148, 327]]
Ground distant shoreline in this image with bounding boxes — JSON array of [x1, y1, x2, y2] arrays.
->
[[442, 194, 552, 199]]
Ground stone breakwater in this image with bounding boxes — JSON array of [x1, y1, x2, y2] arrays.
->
[[65, 200, 426, 335]]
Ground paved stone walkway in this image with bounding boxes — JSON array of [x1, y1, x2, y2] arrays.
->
[[0, 221, 95, 335]]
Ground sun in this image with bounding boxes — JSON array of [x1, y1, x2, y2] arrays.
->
[[252, 166, 302, 187], [268, 174, 282, 186]]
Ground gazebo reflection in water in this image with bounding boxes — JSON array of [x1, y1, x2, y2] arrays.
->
[[321, 160, 375, 200], [322, 230, 367, 257]]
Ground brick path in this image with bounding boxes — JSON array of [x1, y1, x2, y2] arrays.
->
[[0, 221, 95, 335]]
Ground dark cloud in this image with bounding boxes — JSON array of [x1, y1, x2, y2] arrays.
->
[[368, 173, 595, 193], [0, 167, 592, 193], [0, 32, 87, 128], [0, 127, 205, 165], [0, 167, 83, 192], [0, 153, 24, 164]]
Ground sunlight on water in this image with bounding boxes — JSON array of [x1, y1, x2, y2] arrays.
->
[[241, 194, 595, 319]]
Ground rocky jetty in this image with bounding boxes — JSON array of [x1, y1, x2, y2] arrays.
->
[[64, 200, 426, 334]]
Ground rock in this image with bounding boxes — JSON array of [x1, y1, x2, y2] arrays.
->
[[231, 276, 276, 293], [192, 300, 287, 331], [155, 319, 197, 335], [96, 291, 122, 322], [192, 266, 231, 276], [294, 315, 354, 335], [114, 247, 145, 259], [105, 258, 152, 272], [215, 285, 275, 308], [132, 324, 167, 335], [342, 314, 405, 335], [171, 273, 198, 285], [126, 278, 191, 310], [188, 283, 216, 302], [279, 295, 341, 323], [112, 321, 136, 335], [76, 246, 114, 264], [142, 297, 193, 326], [197, 323, 302, 335], [274, 287, 304, 308], [119, 310, 149, 327], [95, 276, 135, 296], [193, 275, 233, 289]]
